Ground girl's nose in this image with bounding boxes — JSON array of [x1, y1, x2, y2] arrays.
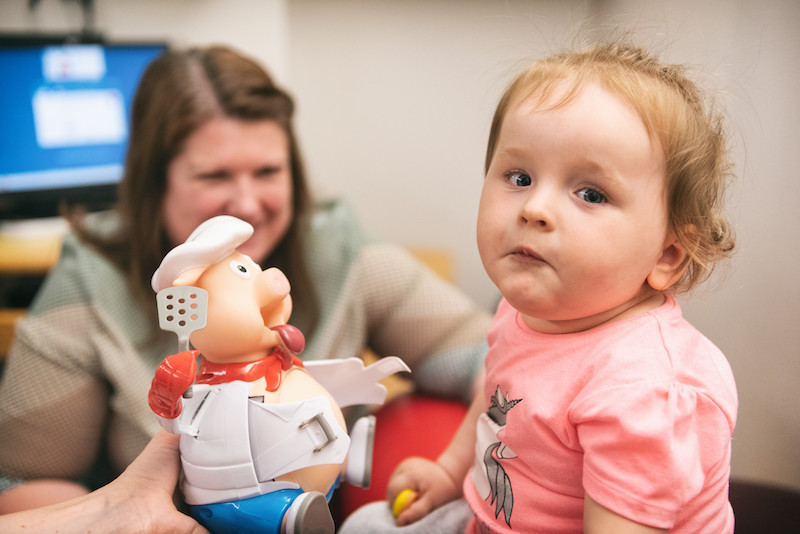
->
[[519, 186, 555, 229]]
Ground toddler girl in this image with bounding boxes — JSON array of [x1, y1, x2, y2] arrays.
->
[[343, 40, 737, 533]]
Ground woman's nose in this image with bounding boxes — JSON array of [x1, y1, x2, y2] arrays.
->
[[227, 177, 261, 219]]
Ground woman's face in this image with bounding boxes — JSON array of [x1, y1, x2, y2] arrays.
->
[[162, 117, 293, 264]]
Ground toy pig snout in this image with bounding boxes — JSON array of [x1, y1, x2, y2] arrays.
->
[[259, 267, 291, 301], [257, 267, 294, 331]]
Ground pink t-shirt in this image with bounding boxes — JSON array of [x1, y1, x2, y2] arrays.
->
[[463, 297, 737, 533]]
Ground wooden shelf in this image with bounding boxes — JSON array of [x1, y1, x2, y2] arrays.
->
[[0, 227, 63, 274], [0, 220, 64, 360], [0, 309, 25, 359]]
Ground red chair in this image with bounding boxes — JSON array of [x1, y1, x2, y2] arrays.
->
[[337, 395, 468, 520]]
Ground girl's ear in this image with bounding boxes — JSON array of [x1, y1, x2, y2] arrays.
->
[[647, 233, 688, 291]]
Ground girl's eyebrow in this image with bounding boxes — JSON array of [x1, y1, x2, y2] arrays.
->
[[570, 159, 625, 187], [494, 144, 529, 160], [574, 160, 612, 178], [500, 146, 622, 183]]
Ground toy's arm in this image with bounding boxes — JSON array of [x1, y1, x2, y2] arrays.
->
[[304, 356, 410, 407], [147, 351, 198, 422]]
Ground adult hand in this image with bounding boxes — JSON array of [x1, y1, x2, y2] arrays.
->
[[111, 430, 209, 533], [0, 431, 209, 534]]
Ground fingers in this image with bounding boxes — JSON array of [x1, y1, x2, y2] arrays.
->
[[395, 492, 436, 527], [385, 456, 468, 527], [124, 431, 182, 490], [392, 488, 417, 518], [385, 456, 429, 502]]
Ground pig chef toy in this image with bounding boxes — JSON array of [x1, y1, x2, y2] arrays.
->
[[148, 215, 409, 534]]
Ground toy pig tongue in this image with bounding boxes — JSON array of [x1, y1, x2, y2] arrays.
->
[[272, 324, 305, 354]]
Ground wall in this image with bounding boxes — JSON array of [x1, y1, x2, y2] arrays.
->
[[2, 0, 798, 492], [0, 0, 288, 82]]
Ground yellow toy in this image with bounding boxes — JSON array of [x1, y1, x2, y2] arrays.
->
[[392, 489, 418, 518]]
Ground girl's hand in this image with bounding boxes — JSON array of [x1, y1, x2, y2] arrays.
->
[[386, 457, 462, 527]]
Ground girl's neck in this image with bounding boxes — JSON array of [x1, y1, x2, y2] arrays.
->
[[521, 291, 666, 335]]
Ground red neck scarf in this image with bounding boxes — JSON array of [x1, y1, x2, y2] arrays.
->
[[195, 347, 304, 392]]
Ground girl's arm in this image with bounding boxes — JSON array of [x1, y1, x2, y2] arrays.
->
[[584, 494, 668, 534], [387, 370, 486, 526], [436, 368, 486, 484]]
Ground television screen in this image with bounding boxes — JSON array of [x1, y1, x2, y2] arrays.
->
[[0, 37, 167, 220]]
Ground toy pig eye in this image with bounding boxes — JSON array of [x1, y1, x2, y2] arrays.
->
[[229, 260, 252, 279]]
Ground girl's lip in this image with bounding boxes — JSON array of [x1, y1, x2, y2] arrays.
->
[[510, 247, 546, 263]]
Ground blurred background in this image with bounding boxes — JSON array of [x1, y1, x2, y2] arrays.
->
[[1, 0, 798, 495]]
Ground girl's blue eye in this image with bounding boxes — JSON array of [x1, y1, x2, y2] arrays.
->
[[577, 188, 606, 204], [507, 172, 531, 187]]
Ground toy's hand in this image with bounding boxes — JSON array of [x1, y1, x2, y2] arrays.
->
[[148, 351, 198, 419], [386, 457, 462, 527]]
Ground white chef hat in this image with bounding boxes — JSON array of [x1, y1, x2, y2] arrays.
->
[[151, 215, 254, 292]]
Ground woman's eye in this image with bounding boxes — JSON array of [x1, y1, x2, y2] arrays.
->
[[255, 166, 280, 179], [197, 171, 229, 182], [229, 260, 252, 279], [577, 187, 606, 204], [507, 172, 531, 187]]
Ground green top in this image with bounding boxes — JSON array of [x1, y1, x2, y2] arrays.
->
[[0, 200, 489, 491]]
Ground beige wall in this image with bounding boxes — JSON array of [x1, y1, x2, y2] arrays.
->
[[2, 0, 798, 492], [0, 0, 288, 82]]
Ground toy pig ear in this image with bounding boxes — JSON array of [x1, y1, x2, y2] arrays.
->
[[173, 266, 206, 287]]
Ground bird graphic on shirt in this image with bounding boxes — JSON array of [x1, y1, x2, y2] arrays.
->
[[483, 385, 521, 527]]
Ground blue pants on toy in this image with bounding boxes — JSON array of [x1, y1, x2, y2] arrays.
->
[[188, 481, 338, 534]]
